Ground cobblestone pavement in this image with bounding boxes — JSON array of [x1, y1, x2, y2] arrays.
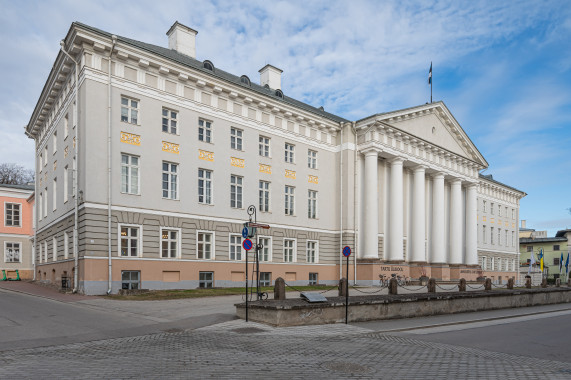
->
[[2, 319, 571, 379]]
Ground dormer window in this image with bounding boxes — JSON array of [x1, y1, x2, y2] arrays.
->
[[240, 75, 251, 86], [275, 89, 284, 99], [203, 60, 214, 72]]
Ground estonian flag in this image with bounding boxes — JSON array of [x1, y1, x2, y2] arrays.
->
[[428, 62, 432, 85]]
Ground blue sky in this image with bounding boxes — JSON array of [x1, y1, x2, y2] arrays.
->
[[1, 0, 570, 235]]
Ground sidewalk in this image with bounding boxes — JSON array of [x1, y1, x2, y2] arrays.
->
[[0, 280, 96, 302]]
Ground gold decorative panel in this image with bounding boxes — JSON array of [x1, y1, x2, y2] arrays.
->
[[259, 164, 271, 174], [308, 175, 318, 184], [231, 157, 245, 168], [162, 141, 180, 154], [120, 132, 141, 146], [199, 150, 214, 161], [285, 169, 296, 179]]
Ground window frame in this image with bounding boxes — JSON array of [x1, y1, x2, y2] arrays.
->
[[230, 175, 243, 209], [285, 185, 295, 216], [309, 272, 318, 285], [283, 238, 297, 263], [198, 118, 212, 143], [307, 149, 317, 169], [308, 190, 317, 219], [284, 142, 295, 163], [196, 230, 215, 260], [259, 136, 270, 157], [554, 245, 560, 251], [121, 270, 141, 290], [306, 240, 319, 263], [121, 96, 139, 125], [229, 234, 245, 261], [481, 256, 487, 270], [199, 271, 214, 288], [4, 202, 21, 227], [162, 107, 178, 135], [260, 272, 271, 287], [198, 168, 213, 204], [121, 153, 140, 195], [482, 225, 487, 244], [259, 180, 270, 212], [162, 161, 179, 200], [230, 127, 243, 151], [4, 242, 21, 263], [118, 223, 143, 257], [257, 236, 272, 262], [160, 227, 181, 259]]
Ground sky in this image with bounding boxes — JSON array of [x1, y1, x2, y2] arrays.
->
[[1, 0, 570, 235]]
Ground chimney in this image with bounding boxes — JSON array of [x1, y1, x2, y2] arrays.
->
[[259, 64, 283, 90], [521, 220, 526, 228], [167, 21, 198, 58]]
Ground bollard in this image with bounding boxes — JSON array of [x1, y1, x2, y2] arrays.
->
[[526, 277, 531, 288], [541, 278, 547, 288], [427, 278, 436, 293], [338, 277, 348, 297], [507, 278, 514, 290], [458, 278, 466, 292], [389, 278, 398, 295], [556, 278, 561, 287], [484, 278, 492, 291], [274, 277, 286, 300]]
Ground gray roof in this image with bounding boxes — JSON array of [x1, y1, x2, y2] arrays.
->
[[73, 22, 349, 124], [479, 173, 526, 194], [0, 183, 34, 191], [556, 229, 571, 238], [519, 237, 567, 244]]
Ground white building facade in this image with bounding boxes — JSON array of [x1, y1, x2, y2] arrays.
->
[[25, 22, 525, 294]]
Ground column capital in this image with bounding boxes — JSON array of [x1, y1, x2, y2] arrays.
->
[[431, 171, 445, 180], [361, 148, 379, 157], [388, 156, 405, 165], [450, 178, 462, 185], [412, 164, 427, 173]]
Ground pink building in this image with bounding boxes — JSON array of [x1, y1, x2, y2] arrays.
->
[[1, 184, 35, 279]]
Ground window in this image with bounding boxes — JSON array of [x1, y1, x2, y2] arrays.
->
[[231, 127, 243, 150], [5, 203, 21, 227], [308, 150, 317, 169], [119, 225, 141, 257], [198, 169, 212, 204], [554, 245, 560, 251], [284, 143, 294, 163], [512, 232, 515, 247], [121, 97, 138, 124], [491, 257, 495, 271], [482, 225, 487, 243], [308, 190, 317, 219], [39, 153, 43, 170], [490, 227, 494, 244], [512, 209, 515, 219], [240, 75, 251, 86], [64, 114, 69, 138], [121, 154, 139, 194], [498, 205, 502, 217], [259, 136, 270, 157], [527, 246, 533, 252], [481, 256, 487, 270], [4, 242, 21, 263], [39, 242, 42, 264], [230, 235, 243, 261], [197, 232, 213, 259], [198, 119, 212, 143], [44, 146, 48, 166], [491, 203, 494, 215], [259, 181, 270, 212], [284, 239, 295, 262], [52, 236, 57, 262], [309, 273, 318, 285], [161, 228, 180, 258], [44, 241, 47, 263], [230, 175, 243, 208], [53, 178, 57, 211], [43, 187, 48, 218], [498, 228, 501, 245], [505, 207, 508, 217], [483, 200, 487, 212], [258, 237, 271, 262], [64, 231, 69, 259], [64, 165, 69, 203], [260, 272, 271, 287], [162, 108, 177, 134], [121, 271, 140, 290], [505, 230, 508, 247], [38, 193, 42, 221], [162, 162, 178, 199], [203, 60, 214, 71], [285, 186, 295, 215], [53, 131, 57, 154], [554, 257, 560, 266], [199, 272, 213, 288], [306, 240, 318, 263]]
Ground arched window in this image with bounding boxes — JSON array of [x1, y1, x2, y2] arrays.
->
[[275, 89, 284, 98], [240, 75, 251, 86], [203, 60, 214, 71]]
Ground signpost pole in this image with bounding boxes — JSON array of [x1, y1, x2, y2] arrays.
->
[[346, 253, 349, 324], [245, 245, 248, 322]]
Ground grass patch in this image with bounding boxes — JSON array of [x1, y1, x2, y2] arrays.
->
[[107, 285, 336, 301]]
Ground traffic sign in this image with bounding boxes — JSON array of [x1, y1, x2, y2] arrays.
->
[[343, 246, 351, 257], [242, 227, 249, 239], [244, 222, 271, 229], [243, 238, 253, 251]]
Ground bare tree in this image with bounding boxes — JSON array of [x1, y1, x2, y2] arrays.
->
[[0, 163, 34, 185]]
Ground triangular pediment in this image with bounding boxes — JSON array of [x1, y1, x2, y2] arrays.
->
[[371, 102, 488, 167]]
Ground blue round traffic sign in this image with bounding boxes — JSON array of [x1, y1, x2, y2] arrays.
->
[[242, 227, 249, 239], [243, 238, 253, 251], [343, 246, 351, 257]]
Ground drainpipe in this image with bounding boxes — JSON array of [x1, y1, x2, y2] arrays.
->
[[351, 122, 358, 285], [107, 35, 117, 295], [60, 40, 80, 293], [339, 122, 344, 280]]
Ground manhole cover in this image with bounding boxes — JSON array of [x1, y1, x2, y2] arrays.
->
[[232, 327, 266, 334], [321, 361, 372, 374]]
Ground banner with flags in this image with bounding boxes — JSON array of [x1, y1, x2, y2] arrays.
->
[[528, 250, 536, 274]]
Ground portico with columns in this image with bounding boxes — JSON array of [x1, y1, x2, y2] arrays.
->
[[353, 102, 487, 282]]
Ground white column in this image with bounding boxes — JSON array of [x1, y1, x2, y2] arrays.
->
[[363, 150, 379, 259], [449, 179, 463, 264], [388, 158, 404, 261], [431, 173, 445, 263], [411, 166, 426, 262], [465, 184, 478, 265]]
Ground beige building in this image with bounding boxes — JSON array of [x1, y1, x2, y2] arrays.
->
[[25, 22, 525, 294]]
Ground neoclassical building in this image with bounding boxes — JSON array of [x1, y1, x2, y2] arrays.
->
[[25, 22, 525, 294]]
